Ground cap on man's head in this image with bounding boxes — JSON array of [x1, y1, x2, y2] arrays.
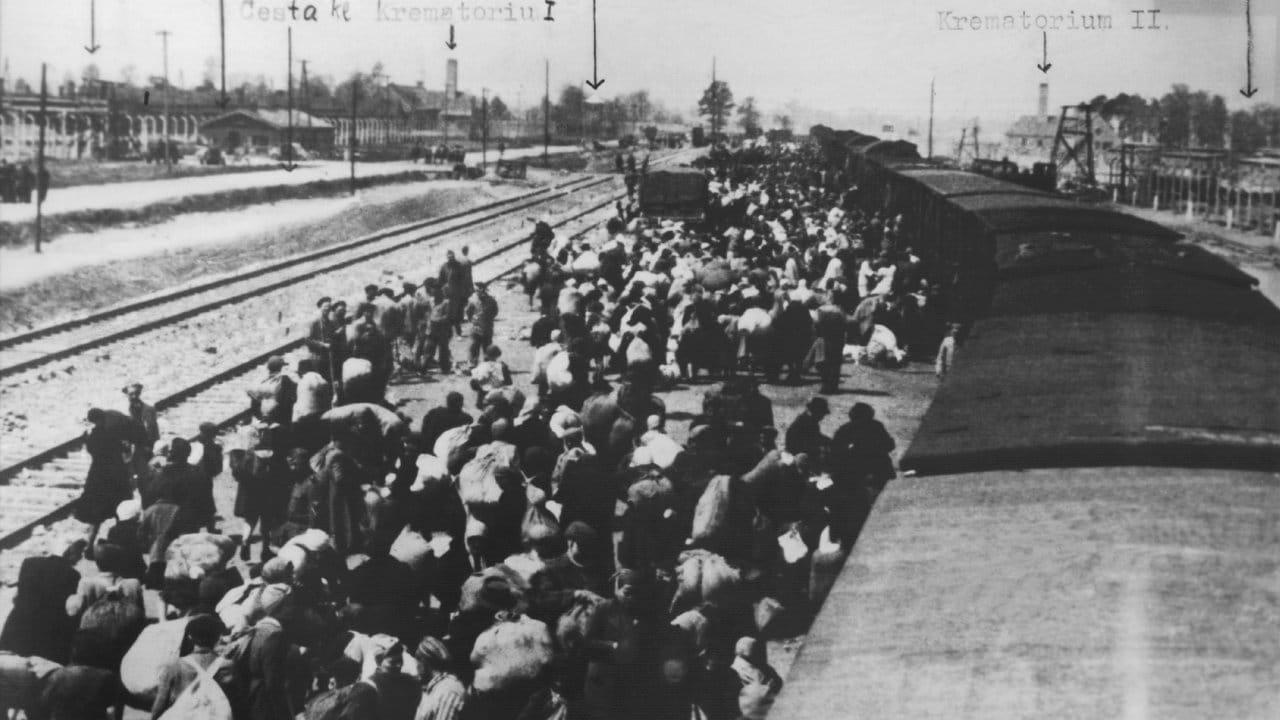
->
[[565, 521, 598, 544], [415, 636, 451, 666], [364, 284, 379, 294], [266, 356, 286, 372], [807, 397, 829, 413], [316, 296, 332, 308], [199, 421, 218, 435]]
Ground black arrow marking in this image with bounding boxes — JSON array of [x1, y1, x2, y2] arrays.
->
[[1241, 0, 1258, 97], [218, 0, 230, 108], [446, 24, 456, 50], [84, 0, 100, 53], [1036, 31, 1052, 73], [544, 0, 555, 21], [585, 0, 605, 90]]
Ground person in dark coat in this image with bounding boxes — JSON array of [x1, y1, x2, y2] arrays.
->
[[0, 537, 86, 664], [36, 164, 50, 203], [195, 421, 224, 482], [76, 408, 135, 527], [811, 300, 847, 393], [309, 435, 369, 556], [832, 402, 896, 492], [785, 397, 829, 464], [439, 250, 470, 335], [16, 163, 35, 203], [102, 499, 147, 580], [230, 440, 291, 562], [421, 392, 473, 451]]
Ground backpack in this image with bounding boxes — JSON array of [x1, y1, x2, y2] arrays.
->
[[157, 656, 232, 720]]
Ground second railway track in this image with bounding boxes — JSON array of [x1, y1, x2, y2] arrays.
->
[[0, 174, 605, 379], [0, 194, 619, 551]]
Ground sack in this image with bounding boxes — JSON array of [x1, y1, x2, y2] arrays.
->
[[555, 592, 607, 652], [624, 337, 653, 367], [80, 584, 145, 635], [0, 652, 61, 712], [458, 442, 519, 508], [672, 550, 740, 612], [471, 361, 507, 390], [738, 307, 773, 337], [471, 613, 556, 693], [341, 357, 374, 385], [626, 471, 675, 516], [752, 597, 785, 635], [690, 475, 733, 549], [410, 454, 450, 494], [546, 351, 573, 392], [156, 657, 232, 720], [570, 251, 601, 277], [389, 527, 433, 574], [278, 529, 333, 578], [164, 533, 236, 582], [121, 617, 194, 703], [808, 527, 846, 606], [344, 632, 421, 681], [638, 431, 683, 470], [458, 566, 529, 613], [433, 425, 473, 464]]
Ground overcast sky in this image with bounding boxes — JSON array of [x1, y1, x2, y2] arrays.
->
[[2, 0, 1276, 125]]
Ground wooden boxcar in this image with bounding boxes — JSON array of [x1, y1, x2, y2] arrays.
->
[[769, 147, 1280, 717], [638, 167, 709, 220]]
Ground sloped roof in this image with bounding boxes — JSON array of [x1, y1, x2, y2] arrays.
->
[[201, 109, 334, 130], [1005, 114, 1121, 144], [387, 83, 473, 116]]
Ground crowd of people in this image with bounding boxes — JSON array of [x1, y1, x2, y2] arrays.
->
[[0, 138, 946, 720], [0, 158, 51, 204]]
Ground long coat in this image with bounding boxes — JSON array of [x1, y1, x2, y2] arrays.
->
[[0, 556, 80, 663], [76, 426, 133, 525]]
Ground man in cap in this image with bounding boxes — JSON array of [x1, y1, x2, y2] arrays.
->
[[124, 382, 160, 479], [195, 421, 225, 483], [464, 281, 499, 368], [438, 250, 469, 335], [370, 642, 421, 720], [414, 637, 467, 720], [151, 614, 231, 719], [248, 356, 297, 428]]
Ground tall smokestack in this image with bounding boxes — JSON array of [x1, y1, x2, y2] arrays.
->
[[1038, 83, 1049, 119], [446, 59, 458, 99]]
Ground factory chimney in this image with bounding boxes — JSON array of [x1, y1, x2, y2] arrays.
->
[[446, 59, 458, 99], [1038, 82, 1049, 119]]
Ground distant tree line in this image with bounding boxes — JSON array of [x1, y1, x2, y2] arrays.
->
[[1086, 85, 1280, 155]]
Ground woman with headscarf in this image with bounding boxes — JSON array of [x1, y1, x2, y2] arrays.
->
[[0, 534, 86, 663]]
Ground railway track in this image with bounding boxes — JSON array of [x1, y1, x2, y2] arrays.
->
[[0, 175, 606, 379], [0, 190, 619, 551]]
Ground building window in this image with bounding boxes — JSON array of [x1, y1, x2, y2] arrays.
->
[[1036, 139, 1044, 149], [252, 135, 269, 147]]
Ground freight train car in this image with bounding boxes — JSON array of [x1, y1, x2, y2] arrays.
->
[[774, 128, 1280, 720]]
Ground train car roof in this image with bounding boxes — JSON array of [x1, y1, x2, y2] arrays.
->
[[859, 139, 920, 160], [897, 168, 1053, 199], [643, 166, 706, 177], [770, 466, 1280, 720], [901, 308, 1280, 476], [955, 194, 1181, 239]]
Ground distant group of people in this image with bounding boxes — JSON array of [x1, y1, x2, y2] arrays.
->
[[0, 158, 50, 203], [411, 144, 467, 165]]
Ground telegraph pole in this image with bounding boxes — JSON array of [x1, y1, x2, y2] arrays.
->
[[157, 30, 172, 173], [927, 77, 935, 159], [35, 64, 47, 254], [481, 87, 489, 173], [543, 58, 550, 162], [349, 81, 358, 195], [711, 56, 719, 137]]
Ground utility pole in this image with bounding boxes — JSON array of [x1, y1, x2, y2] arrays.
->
[[157, 30, 172, 173], [349, 81, 358, 195], [481, 87, 488, 173], [35, 64, 47, 254], [927, 77, 935, 159], [300, 60, 311, 130], [544, 58, 550, 162], [285, 26, 293, 161], [711, 56, 719, 137]]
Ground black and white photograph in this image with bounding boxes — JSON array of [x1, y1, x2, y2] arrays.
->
[[0, 1, 1277, 718]]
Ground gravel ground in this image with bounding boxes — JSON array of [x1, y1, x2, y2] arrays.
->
[[0, 178, 624, 468]]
